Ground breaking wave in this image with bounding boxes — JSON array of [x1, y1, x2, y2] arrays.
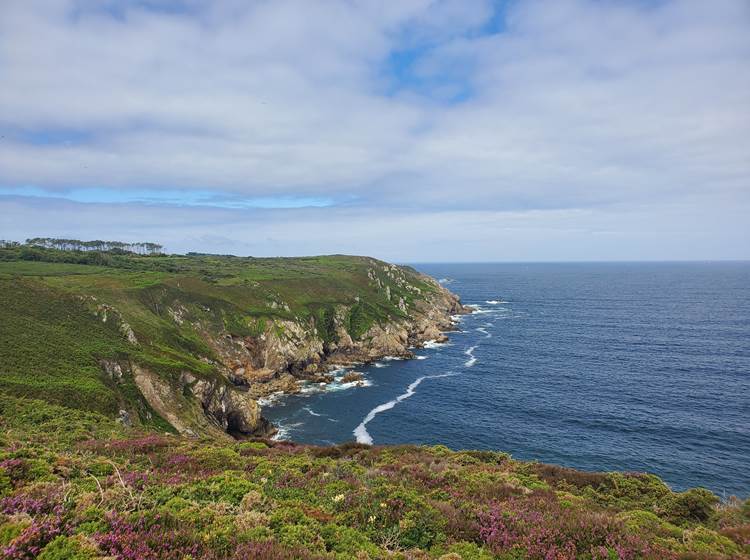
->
[[354, 373, 457, 445], [464, 345, 477, 367], [476, 327, 491, 339], [271, 421, 303, 441]]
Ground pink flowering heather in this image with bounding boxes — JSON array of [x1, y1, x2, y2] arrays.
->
[[479, 491, 674, 560], [94, 514, 212, 560], [1, 514, 65, 560]]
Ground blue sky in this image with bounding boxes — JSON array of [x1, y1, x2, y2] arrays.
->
[[0, 0, 748, 260]]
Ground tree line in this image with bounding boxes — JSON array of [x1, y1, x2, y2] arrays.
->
[[0, 238, 163, 255]]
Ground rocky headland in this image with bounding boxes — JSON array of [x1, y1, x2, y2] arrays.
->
[[0, 247, 470, 440]]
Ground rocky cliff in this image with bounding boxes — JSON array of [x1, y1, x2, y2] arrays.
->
[[127, 261, 470, 439], [0, 249, 469, 440]]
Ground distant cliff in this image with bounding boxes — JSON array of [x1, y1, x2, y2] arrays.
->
[[0, 248, 469, 438]]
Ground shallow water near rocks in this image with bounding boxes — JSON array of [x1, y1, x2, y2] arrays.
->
[[262, 262, 750, 497]]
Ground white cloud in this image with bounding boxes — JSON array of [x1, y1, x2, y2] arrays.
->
[[0, 0, 748, 259]]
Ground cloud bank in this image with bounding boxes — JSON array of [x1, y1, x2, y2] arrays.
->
[[1, 0, 748, 260]]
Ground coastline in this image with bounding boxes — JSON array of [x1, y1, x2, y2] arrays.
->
[[250, 274, 473, 438]]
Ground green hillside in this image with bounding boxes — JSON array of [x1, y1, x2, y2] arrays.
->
[[0, 246, 436, 433]]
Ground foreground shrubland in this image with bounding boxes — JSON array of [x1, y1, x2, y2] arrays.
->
[[0, 394, 748, 559]]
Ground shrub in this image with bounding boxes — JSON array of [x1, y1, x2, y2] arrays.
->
[[531, 463, 610, 490], [275, 523, 326, 553], [2, 514, 65, 560], [681, 526, 740, 556], [320, 524, 380, 557], [235, 510, 269, 532], [0, 517, 31, 546], [667, 488, 719, 524], [479, 491, 668, 560], [239, 489, 265, 512], [37, 535, 95, 560], [442, 541, 495, 560], [618, 510, 682, 540], [238, 441, 268, 453], [190, 447, 243, 470], [233, 540, 324, 560], [180, 473, 256, 505]]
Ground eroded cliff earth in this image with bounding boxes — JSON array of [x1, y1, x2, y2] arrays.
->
[[0, 248, 469, 439]]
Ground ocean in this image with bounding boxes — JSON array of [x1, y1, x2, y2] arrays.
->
[[262, 262, 750, 497]]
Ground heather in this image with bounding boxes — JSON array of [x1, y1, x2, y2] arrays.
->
[[1, 394, 747, 559]]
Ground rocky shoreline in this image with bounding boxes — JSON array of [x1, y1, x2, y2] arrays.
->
[[222, 270, 472, 438], [96, 262, 471, 440]]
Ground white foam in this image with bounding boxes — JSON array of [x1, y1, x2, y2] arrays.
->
[[464, 345, 478, 367], [271, 421, 303, 441], [415, 355, 428, 360], [257, 391, 285, 406], [423, 339, 449, 349], [383, 355, 404, 361], [354, 372, 457, 445], [299, 383, 322, 395], [304, 406, 323, 417], [467, 304, 495, 315], [373, 362, 388, 368], [476, 327, 492, 339], [330, 379, 373, 391]]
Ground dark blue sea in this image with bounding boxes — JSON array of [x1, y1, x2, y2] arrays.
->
[[263, 263, 750, 497]]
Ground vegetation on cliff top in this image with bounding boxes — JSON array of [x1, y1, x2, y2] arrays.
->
[[0, 393, 747, 559], [0, 245, 436, 430]]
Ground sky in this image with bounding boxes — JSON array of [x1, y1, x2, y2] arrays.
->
[[1, 0, 749, 262]]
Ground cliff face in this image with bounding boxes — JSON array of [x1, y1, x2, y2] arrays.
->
[[144, 262, 469, 438], [0, 253, 468, 440], [0, 251, 469, 439]]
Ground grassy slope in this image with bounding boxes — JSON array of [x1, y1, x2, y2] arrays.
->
[[0, 394, 747, 559], [0, 249, 435, 425]]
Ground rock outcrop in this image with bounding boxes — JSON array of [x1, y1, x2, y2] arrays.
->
[[95, 259, 469, 439]]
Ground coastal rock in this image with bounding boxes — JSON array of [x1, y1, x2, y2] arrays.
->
[[340, 371, 364, 384], [98, 260, 469, 439], [190, 377, 274, 438]]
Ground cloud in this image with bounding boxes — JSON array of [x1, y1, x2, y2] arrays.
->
[[0, 0, 748, 259]]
